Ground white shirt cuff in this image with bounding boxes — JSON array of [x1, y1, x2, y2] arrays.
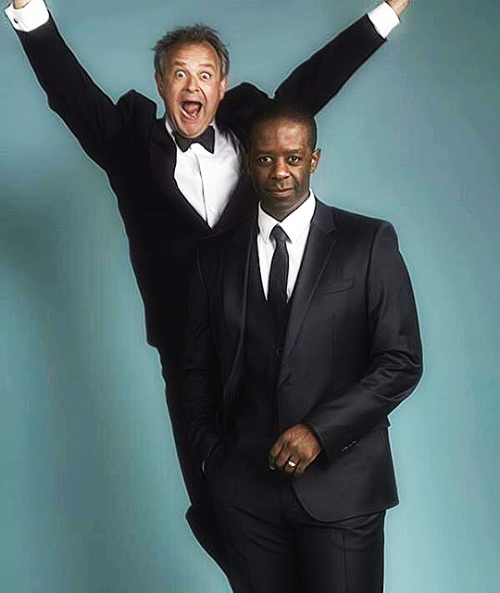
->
[[368, 2, 400, 39], [5, 0, 49, 33]]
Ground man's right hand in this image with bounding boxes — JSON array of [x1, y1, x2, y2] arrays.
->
[[13, 0, 31, 8]]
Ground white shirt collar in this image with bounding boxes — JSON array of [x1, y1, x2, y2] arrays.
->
[[258, 190, 316, 245]]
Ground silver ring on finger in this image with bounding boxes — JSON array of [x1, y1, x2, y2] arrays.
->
[[287, 460, 297, 468]]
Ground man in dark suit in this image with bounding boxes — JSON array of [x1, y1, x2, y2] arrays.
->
[[184, 101, 423, 592], [5, 0, 409, 569]]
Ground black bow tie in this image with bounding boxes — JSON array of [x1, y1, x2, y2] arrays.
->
[[173, 126, 215, 154]]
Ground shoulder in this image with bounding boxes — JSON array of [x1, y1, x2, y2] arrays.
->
[[320, 201, 396, 236], [112, 90, 159, 141], [116, 90, 157, 119], [223, 83, 269, 104], [315, 200, 399, 252], [217, 83, 269, 139]]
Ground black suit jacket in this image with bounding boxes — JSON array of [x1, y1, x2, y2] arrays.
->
[[15, 14, 385, 363], [184, 201, 423, 521]]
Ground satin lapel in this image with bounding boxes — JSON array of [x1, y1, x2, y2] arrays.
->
[[222, 221, 255, 422], [280, 202, 338, 371], [149, 119, 209, 231]]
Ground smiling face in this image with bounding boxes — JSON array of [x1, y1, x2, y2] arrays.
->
[[248, 118, 321, 220], [156, 41, 227, 138]]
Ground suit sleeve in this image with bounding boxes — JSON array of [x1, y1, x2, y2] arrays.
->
[[13, 15, 129, 171], [304, 222, 423, 459], [183, 253, 224, 468], [273, 15, 385, 116]]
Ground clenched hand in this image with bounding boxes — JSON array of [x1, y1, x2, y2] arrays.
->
[[268, 423, 322, 478]]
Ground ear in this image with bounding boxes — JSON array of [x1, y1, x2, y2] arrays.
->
[[310, 148, 321, 173], [155, 73, 165, 96], [219, 76, 228, 100]]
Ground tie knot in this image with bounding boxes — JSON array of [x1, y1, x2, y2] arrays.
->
[[271, 225, 289, 245]]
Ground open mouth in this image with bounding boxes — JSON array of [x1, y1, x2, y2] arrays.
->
[[181, 101, 203, 119]]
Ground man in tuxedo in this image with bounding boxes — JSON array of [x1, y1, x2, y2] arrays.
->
[[5, 0, 409, 570], [184, 101, 423, 592]]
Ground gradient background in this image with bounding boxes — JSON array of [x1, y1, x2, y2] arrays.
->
[[1, 0, 499, 591]]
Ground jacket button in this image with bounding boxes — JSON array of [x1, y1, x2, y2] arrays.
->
[[275, 347, 283, 357]]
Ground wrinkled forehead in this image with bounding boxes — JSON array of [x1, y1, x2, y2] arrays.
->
[[162, 41, 223, 76]]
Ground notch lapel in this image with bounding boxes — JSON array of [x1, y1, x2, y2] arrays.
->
[[279, 202, 338, 376]]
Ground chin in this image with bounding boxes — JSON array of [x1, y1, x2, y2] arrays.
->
[[178, 121, 208, 138]]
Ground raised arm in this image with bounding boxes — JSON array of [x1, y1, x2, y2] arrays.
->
[[274, 1, 409, 115], [5, 0, 137, 170]]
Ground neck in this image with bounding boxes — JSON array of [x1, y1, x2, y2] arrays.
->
[[261, 193, 309, 222]]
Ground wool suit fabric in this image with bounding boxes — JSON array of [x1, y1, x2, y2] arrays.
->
[[14, 13, 386, 567]]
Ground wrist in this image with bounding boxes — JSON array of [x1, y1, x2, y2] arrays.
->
[[385, 0, 410, 18], [13, 1, 32, 9]]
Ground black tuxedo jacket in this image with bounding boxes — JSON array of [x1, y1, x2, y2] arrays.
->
[[184, 201, 423, 521], [15, 14, 384, 363]]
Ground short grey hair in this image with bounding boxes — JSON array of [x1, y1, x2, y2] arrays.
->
[[154, 24, 230, 79]]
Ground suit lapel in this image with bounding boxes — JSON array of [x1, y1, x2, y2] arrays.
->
[[149, 119, 210, 231], [280, 201, 338, 372]]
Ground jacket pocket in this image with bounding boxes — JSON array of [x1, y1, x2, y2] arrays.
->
[[314, 277, 354, 297]]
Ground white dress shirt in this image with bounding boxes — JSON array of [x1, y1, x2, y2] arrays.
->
[[257, 191, 316, 300], [165, 119, 242, 228], [5, 1, 400, 227]]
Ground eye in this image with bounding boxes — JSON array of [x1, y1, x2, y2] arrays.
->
[[287, 155, 302, 164], [256, 156, 272, 165], [174, 70, 186, 79], [200, 72, 212, 81]]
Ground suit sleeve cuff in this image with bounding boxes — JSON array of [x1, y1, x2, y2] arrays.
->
[[5, 0, 49, 32], [368, 2, 400, 39], [303, 416, 360, 462]]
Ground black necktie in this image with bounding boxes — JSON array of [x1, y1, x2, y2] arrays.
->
[[268, 225, 290, 328], [173, 126, 215, 154]]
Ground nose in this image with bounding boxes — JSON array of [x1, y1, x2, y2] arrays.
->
[[184, 73, 200, 92], [271, 158, 290, 179]]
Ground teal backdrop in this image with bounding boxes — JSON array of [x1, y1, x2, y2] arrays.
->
[[1, 0, 499, 591]]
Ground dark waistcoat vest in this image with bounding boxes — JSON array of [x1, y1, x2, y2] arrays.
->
[[232, 240, 289, 466]]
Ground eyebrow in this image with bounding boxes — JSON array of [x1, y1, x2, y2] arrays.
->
[[171, 60, 216, 70], [253, 147, 306, 154]]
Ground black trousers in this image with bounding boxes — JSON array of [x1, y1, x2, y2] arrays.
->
[[207, 448, 385, 593], [157, 348, 228, 574]]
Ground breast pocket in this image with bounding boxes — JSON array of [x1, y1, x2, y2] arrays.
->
[[314, 276, 354, 297]]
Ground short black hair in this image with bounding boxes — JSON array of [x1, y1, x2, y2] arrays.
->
[[248, 101, 318, 151], [154, 24, 230, 79]]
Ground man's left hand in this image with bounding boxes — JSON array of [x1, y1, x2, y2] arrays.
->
[[268, 423, 322, 478], [386, 0, 411, 17]]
